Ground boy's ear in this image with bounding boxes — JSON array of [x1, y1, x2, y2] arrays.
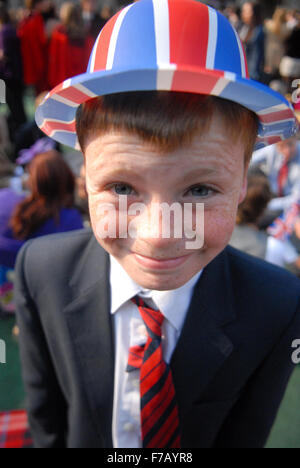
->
[[238, 163, 249, 205]]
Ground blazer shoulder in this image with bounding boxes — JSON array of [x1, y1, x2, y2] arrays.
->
[[15, 229, 100, 293], [17, 228, 93, 264], [225, 245, 300, 323]]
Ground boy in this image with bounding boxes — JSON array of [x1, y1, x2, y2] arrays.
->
[[15, 0, 300, 448]]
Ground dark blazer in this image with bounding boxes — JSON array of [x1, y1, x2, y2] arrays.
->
[[15, 229, 300, 448]]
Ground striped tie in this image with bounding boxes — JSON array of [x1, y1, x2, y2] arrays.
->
[[127, 295, 181, 449]]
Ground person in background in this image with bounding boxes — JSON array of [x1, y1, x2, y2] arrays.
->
[[266, 202, 300, 272], [223, 3, 241, 32], [81, 0, 105, 39], [251, 136, 300, 214], [81, 0, 112, 55], [280, 13, 300, 88], [285, 9, 299, 31], [0, 150, 83, 313], [0, 150, 83, 271], [18, 0, 48, 95], [13, 92, 56, 161], [48, 2, 90, 89], [240, 1, 265, 82], [0, 2, 27, 142], [230, 172, 272, 259], [41, 0, 59, 39], [265, 8, 290, 79]]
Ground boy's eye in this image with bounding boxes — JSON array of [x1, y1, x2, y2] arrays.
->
[[187, 185, 214, 197], [112, 183, 134, 196]]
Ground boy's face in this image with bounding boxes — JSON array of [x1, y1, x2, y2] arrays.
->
[[85, 114, 248, 291]]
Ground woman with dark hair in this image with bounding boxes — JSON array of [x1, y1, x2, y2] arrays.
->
[[240, 1, 265, 82], [10, 151, 83, 244], [48, 2, 90, 89], [0, 150, 83, 313], [0, 1, 27, 141]]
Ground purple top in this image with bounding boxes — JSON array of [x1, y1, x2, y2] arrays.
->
[[0, 188, 84, 268], [0, 188, 25, 235]]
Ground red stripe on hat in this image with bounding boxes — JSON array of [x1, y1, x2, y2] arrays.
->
[[266, 136, 282, 145], [168, 1, 209, 68], [50, 82, 65, 96], [260, 109, 295, 124], [171, 67, 224, 94], [41, 120, 76, 135], [93, 11, 122, 72]]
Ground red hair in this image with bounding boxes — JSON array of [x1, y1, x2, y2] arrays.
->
[[11, 151, 76, 240], [76, 91, 259, 162]]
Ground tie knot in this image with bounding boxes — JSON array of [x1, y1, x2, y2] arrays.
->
[[131, 295, 164, 337]]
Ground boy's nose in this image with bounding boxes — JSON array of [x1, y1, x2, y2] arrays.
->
[[134, 200, 183, 246]]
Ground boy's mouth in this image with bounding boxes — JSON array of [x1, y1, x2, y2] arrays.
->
[[133, 253, 192, 270]]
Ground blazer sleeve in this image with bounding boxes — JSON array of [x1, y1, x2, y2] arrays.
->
[[14, 241, 68, 448], [214, 302, 300, 448]]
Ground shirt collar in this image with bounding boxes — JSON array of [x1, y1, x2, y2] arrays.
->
[[109, 254, 202, 332]]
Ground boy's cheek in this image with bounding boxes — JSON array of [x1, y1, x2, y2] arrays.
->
[[204, 209, 237, 248]]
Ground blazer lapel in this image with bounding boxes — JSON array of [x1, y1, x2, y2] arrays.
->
[[63, 234, 114, 448], [171, 248, 236, 430]]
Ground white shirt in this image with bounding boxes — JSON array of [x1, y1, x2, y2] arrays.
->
[[109, 254, 202, 448]]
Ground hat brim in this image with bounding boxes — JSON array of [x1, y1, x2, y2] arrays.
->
[[36, 65, 299, 151]]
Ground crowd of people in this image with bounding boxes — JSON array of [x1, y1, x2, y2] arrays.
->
[[0, 0, 300, 316], [0, 0, 113, 149]]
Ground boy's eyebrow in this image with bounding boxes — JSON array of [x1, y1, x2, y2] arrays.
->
[[180, 165, 235, 181], [88, 167, 143, 180]]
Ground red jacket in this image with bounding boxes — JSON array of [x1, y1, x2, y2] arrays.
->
[[18, 13, 48, 88], [48, 25, 91, 89]]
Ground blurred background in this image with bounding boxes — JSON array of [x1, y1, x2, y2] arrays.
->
[[0, 0, 299, 448]]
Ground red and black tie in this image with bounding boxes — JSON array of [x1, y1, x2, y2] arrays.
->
[[127, 295, 181, 449]]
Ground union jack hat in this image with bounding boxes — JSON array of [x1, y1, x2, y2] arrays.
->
[[36, 0, 299, 151]]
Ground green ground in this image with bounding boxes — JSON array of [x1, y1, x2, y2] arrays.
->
[[0, 315, 299, 448]]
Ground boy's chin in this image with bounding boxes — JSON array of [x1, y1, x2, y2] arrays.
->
[[128, 272, 191, 291], [122, 261, 202, 291]]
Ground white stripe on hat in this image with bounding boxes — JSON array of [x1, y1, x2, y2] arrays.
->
[[50, 94, 79, 108], [206, 7, 218, 70], [232, 27, 247, 78], [257, 104, 289, 115], [153, 0, 171, 65], [73, 83, 98, 98], [106, 4, 134, 71], [211, 76, 229, 96], [157, 64, 177, 90]]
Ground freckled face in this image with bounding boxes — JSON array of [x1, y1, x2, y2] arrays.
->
[[84, 115, 248, 291]]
